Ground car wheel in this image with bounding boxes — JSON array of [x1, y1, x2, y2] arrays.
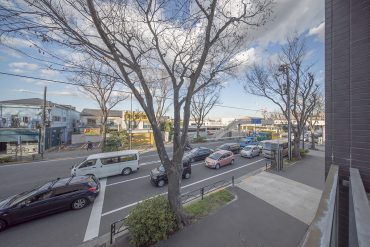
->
[[230, 159, 234, 165], [184, 172, 191, 179], [215, 164, 220, 169], [122, 167, 132, 176], [0, 219, 7, 232], [157, 180, 165, 187], [71, 198, 88, 210]]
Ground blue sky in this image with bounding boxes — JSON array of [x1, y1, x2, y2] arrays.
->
[[0, 0, 324, 119]]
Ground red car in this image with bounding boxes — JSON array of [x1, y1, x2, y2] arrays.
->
[[205, 150, 234, 169]]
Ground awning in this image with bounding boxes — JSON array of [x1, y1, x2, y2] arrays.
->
[[0, 128, 39, 142]]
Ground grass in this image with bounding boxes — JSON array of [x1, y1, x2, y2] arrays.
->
[[184, 189, 234, 219]]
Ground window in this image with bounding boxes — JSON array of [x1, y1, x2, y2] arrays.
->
[[53, 187, 76, 197], [79, 159, 96, 168], [143, 122, 151, 129], [87, 118, 96, 125], [120, 154, 137, 162], [101, 157, 120, 165], [62, 117, 66, 122], [52, 116, 61, 122], [22, 116, 29, 123]]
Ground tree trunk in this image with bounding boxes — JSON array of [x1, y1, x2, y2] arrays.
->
[[293, 138, 301, 160], [166, 160, 189, 227], [310, 132, 316, 150], [196, 125, 200, 139], [101, 114, 108, 150]]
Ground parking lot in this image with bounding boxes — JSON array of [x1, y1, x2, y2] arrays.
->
[[0, 142, 267, 247]]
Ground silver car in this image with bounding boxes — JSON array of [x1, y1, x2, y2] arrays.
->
[[240, 145, 260, 158]]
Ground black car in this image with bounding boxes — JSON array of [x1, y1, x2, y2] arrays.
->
[[183, 147, 214, 163], [0, 175, 100, 231], [216, 143, 241, 154], [150, 162, 191, 187]]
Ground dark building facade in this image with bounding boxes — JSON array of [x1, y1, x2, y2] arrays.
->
[[325, 0, 370, 246]]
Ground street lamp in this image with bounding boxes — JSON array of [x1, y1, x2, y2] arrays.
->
[[279, 64, 292, 161]]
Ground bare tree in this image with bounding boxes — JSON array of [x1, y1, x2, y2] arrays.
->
[[0, 0, 273, 225], [191, 86, 220, 139], [244, 34, 319, 159], [76, 62, 128, 149], [307, 95, 324, 150]]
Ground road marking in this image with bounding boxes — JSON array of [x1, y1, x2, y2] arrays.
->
[[83, 178, 107, 242], [106, 162, 204, 187], [107, 175, 150, 187], [101, 158, 265, 217], [140, 160, 160, 166]]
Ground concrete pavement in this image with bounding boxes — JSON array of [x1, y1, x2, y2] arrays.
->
[[151, 147, 325, 247]]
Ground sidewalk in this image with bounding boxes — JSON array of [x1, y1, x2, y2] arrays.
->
[[151, 149, 325, 247]]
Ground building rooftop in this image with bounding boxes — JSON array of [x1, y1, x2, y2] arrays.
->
[[80, 108, 122, 118], [0, 98, 77, 111]]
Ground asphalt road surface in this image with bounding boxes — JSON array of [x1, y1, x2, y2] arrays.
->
[[0, 141, 267, 247]]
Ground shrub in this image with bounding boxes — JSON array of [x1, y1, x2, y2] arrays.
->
[[126, 196, 177, 247], [0, 156, 12, 163], [300, 148, 309, 157], [192, 136, 207, 143]]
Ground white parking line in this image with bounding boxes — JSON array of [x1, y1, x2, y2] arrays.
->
[[101, 158, 265, 217], [106, 162, 205, 187], [83, 178, 107, 242]]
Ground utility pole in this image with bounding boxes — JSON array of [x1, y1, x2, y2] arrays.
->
[[41, 86, 47, 159], [279, 64, 291, 160], [129, 92, 132, 150]]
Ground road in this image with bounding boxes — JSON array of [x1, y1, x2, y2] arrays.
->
[[0, 141, 267, 247]]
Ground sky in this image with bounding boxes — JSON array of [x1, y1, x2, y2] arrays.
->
[[0, 0, 324, 119]]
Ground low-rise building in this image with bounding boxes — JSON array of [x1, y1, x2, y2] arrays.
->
[[0, 98, 80, 153]]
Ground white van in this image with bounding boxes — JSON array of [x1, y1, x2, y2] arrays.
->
[[71, 150, 139, 178]]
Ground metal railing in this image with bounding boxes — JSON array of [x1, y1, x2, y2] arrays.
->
[[109, 176, 235, 244], [180, 176, 234, 204], [110, 216, 128, 244]]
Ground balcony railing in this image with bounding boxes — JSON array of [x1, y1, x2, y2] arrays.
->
[[300, 165, 370, 247], [300, 165, 338, 247], [349, 168, 370, 247]]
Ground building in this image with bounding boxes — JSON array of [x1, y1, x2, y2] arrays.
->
[[323, 0, 370, 246], [0, 98, 80, 152], [80, 108, 123, 131]]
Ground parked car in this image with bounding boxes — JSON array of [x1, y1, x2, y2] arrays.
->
[[0, 175, 100, 231], [150, 161, 191, 187], [183, 147, 214, 163], [215, 143, 240, 154], [240, 145, 260, 158], [239, 137, 257, 148], [71, 150, 139, 178], [205, 150, 234, 169]]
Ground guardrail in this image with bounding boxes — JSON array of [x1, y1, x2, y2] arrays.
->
[[110, 216, 128, 244], [349, 168, 370, 247], [180, 176, 234, 204], [110, 176, 235, 244], [300, 165, 338, 247]]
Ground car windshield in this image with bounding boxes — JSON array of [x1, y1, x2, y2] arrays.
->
[[243, 147, 252, 151], [209, 153, 223, 160], [158, 165, 166, 172], [219, 144, 228, 149], [190, 148, 200, 154]]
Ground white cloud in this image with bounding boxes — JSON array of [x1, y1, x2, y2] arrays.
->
[[9, 62, 39, 73], [308, 22, 325, 42], [250, 0, 324, 47], [40, 69, 59, 77]]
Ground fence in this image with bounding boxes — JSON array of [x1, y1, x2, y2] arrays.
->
[[110, 176, 235, 244]]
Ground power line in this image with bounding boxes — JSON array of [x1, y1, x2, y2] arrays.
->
[[0, 71, 266, 114]]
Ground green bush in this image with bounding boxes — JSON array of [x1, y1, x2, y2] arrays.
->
[[192, 136, 207, 143], [300, 148, 309, 157], [0, 156, 12, 163], [126, 196, 177, 247]]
